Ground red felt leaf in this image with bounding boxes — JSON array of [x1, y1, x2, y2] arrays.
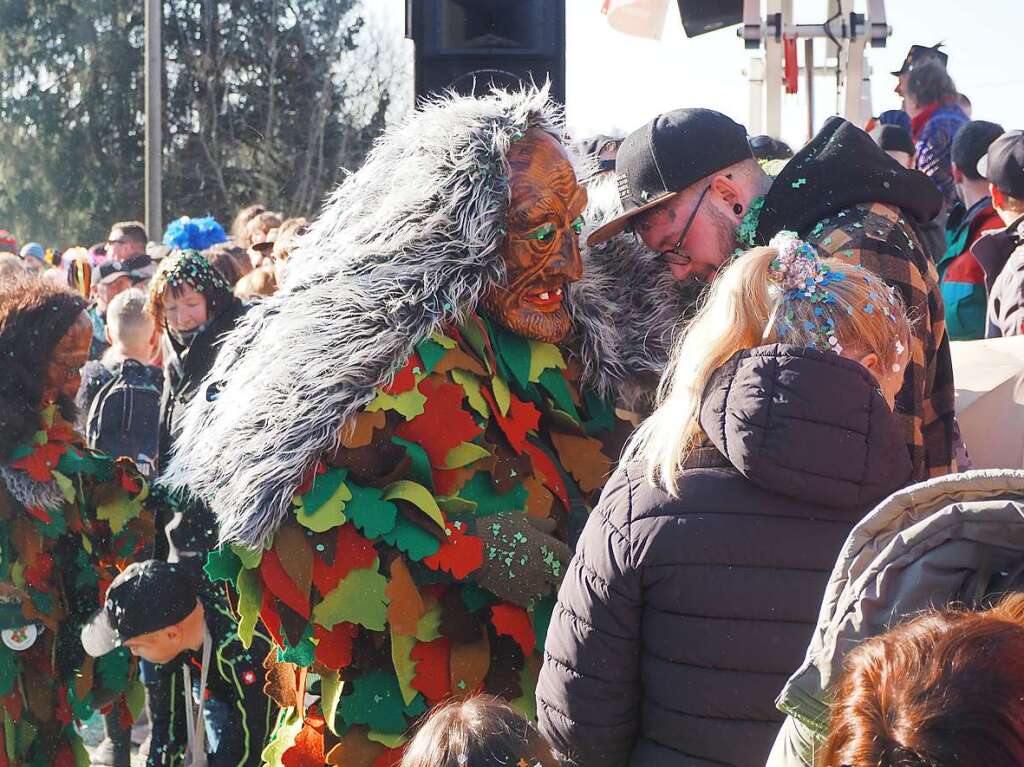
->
[[283, 715, 326, 767], [260, 549, 311, 618], [25, 556, 53, 591], [54, 745, 75, 767], [312, 524, 377, 595], [479, 388, 540, 454], [10, 441, 66, 482], [295, 461, 327, 497], [395, 378, 482, 468], [490, 604, 535, 656], [383, 353, 423, 395], [423, 523, 484, 580], [313, 622, 358, 670], [260, 588, 286, 648], [55, 686, 73, 724], [371, 747, 406, 767], [523, 443, 569, 511], [116, 461, 142, 494], [25, 505, 52, 524], [410, 637, 451, 703]]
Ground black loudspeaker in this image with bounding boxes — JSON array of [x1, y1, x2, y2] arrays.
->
[[676, 0, 743, 37], [406, 0, 566, 105]]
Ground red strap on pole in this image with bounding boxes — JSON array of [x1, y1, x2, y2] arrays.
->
[[784, 36, 799, 94]]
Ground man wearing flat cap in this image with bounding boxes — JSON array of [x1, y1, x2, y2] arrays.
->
[[589, 108, 955, 481]]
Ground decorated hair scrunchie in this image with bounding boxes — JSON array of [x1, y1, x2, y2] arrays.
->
[[763, 230, 847, 355]]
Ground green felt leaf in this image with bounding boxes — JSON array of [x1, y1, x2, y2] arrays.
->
[[125, 679, 146, 720], [300, 468, 348, 513], [382, 480, 446, 530], [451, 369, 490, 419], [237, 566, 263, 648], [492, 375, 511, 416], [461, 582, 494, 613], [510, 663, 538, 722], [0, 648, 17, 697], [458, 473, 529, 517], [345, 483, 399, 539], [415, 602, 442, 641], [96, 484, 148, 533], [429, 332, 457, 350], [415, 337, 448, 376], [532, 596, 556, 654], [313, 560, 389, 631], [492, 325, 532, 390], [231, 543, 263, 570], [58, 447, 111, 480], [582, 389, 616, 436], [367, 387, 428, 421], [539, 368, 580, 421], [296, 483, 351, 534], [528, 341, 567, 382], [278, 629, 316, 666], [338, 671, 426, 734], [443, 441, 491, 470], [458, 318, 493, 373], [367, 731, 409, 748], [381, 516, 441, 561], [52, 470, 75, 503], [437, 495, 477, 515], [205, 546, 243, 584], [96, 648, 132, 694], [321, 669, 344, 736], [391, 436, 434, 490], [261, 709, 304, 767], [390, 629, 418, 705]]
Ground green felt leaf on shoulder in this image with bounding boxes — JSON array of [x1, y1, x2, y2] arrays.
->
[[582, 388, 616, 436], [538, 368, 580, 421], [297, 469, 351, 534], [0, 647, 18, 697], [381, 516, 441, 561], [205, 546, 243, 584], [493, 329, 532, 391], [345, 483, 399, 539], [96, 483, 148, 534], [232, 543, 264, 570], [443, 441, 491, 470], [390, 629, 418, 705], [96, 647, 132, 694], [458, 317, 494, 374], [321, 669, 345, 736], [367, 387, 428, 421], [312, 560, 388, 631], [261, 708, 304, 767], [391, 437, 434, 491], [491, 375, 511, 416], [510, 661, 538, 722], [382, 480, 446, 530], [450, 369, 490, 419], [277, 629, 316, 666], [532, 595, 556, 655], [52, 470, 76, 504], [415, 337, 448, 376], [368, 731, 409, 748], [437, 495, 477, 515], [458, 473, 529, 517], [125, 679, 146, 721], [338, 671, 426, 734], [415, 601, 443, 641], [58, 446, 112, 479], [429, 332, 457, 350], [528, 341, 567, 382]]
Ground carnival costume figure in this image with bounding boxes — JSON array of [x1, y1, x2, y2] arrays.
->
[[164, 87, 627, 765], [0, 279, 157, 767]]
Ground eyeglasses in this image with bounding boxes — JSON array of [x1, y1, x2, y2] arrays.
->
[[659, 184, 711, 267], [107, 238, 127, 246]]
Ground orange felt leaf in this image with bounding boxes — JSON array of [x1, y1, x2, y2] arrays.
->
[[432, 466, 476, 497], [410, 637, 451, 703], [339, 410, 388, 450], [386, 559, 424, 636], [432, 348, 488, 378], [312, 524, 377, 595], [383, 353, 424, 395], [11, 441, 65, 482], [371, 747, 405, 767], [283, 716, 326, 767], [395, 378, 482, 468], [522, 476, 554, 519], [490, 603, 535, 656], [326, 727, 386, 767], [548, 432, 612, 494], [449, 633, 490, 699], [422, 523, 484, 580], [314, 622, 358, 670], [274, 525, 314, 603], [480, 388, 540, 454]]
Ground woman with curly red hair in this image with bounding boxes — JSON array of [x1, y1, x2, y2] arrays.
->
[[820, 594, 1024, 767]]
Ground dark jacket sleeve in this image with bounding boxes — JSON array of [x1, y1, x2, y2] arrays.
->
[[536, 466, 643, 767], [209, 632, 275, 767]]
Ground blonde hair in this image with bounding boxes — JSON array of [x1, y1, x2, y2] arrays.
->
[[401, 696, 559, 767], [106, 287, 153, 343], [623, 242, 911, 496], [233, 267, 277, 299]]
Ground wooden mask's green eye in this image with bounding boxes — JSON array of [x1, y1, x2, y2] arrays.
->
[[525, 223, 556, 243], [571, 215, 584, 235]]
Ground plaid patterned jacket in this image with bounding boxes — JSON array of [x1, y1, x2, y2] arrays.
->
[[804, 202, 956, 480]]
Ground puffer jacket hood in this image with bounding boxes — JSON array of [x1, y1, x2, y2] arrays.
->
[[700, 344, 913, 510], [768, 469, 1024, 767], [756, 117, 943, 243]]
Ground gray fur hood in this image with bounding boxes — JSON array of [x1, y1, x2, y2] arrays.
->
[[162, 86, 616, 549], [769, 469, 1024, 766]]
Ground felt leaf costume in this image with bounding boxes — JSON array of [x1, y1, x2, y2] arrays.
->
[[163, 87, 633, 766], [0, 405, 157, 767]]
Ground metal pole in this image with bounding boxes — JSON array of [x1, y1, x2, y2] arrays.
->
[[804, 38, 815, 141], [144, 0, 162, 239]]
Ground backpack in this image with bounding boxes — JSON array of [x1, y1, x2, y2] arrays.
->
[[85, 360, 163, 477]]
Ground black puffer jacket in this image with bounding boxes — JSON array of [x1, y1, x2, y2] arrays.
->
[[536, 345, 913, 767]]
